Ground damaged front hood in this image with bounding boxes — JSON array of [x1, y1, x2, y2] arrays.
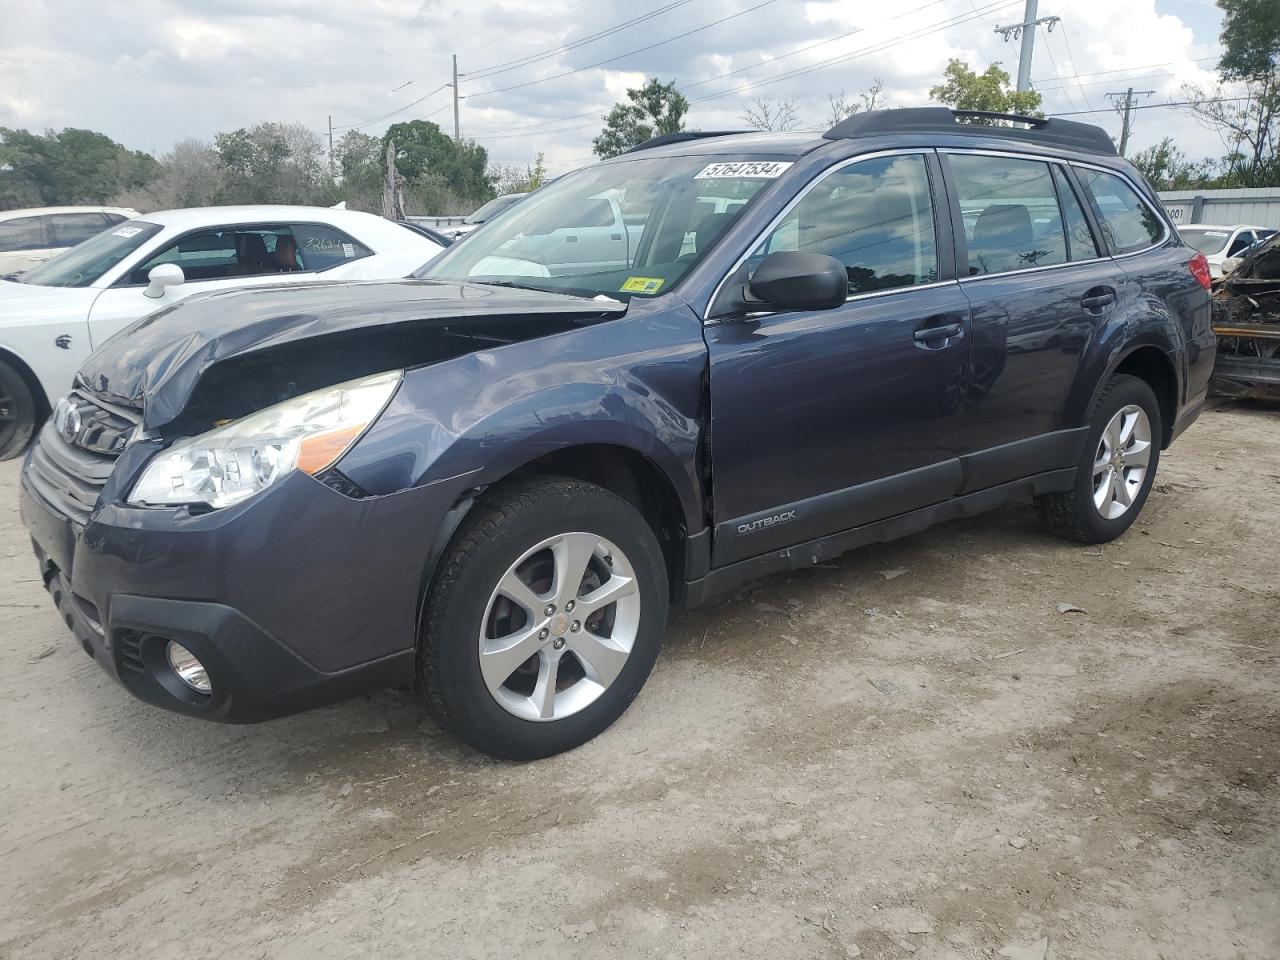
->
[[77, 278, 626, 430]]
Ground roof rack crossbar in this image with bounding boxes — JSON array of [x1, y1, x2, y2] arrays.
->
[[624, 130, 754, 154], [822, 107, 1116, 157]]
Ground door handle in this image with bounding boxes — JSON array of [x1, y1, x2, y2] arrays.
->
[[913, 321, 963, 343], [566, 235, 579, 243], [1081, 288, 1116, 313]]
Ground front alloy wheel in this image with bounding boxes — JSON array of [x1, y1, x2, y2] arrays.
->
[[418, 477, 668, 760], [481, 532, 641, 722]]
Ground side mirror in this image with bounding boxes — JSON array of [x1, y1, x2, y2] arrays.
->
[[746, 252, 848, 312], [144, 263, 185, 299]]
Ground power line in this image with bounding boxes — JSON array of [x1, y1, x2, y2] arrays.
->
[[464, 0, 780, 101], [1047, 96, 1251, 117], [1051, 22, 1099, 115], [462, 0, 948, 139], [334, 83, 451, 132], [464, 0, 698, 81], [457, 0, 595, 58], [471, 0, 1021, 141], [1032, 55, 1219, 88]]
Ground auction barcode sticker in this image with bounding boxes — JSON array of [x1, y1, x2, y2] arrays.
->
[[694, 161, 793, 180]]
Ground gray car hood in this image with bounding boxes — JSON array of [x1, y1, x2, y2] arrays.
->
[[77, 278, 626, 430]]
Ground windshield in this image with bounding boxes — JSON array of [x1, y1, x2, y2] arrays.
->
[[21, 221, 163, 287], [1178, 228, 1232, 256], [418, 155, 788, 299], [465, 194, 524, 224]]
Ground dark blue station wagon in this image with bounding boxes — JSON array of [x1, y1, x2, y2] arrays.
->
[[20, 108, 1216, 759]]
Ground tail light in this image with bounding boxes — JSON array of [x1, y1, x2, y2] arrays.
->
[[1188, 252, 1212, 290]]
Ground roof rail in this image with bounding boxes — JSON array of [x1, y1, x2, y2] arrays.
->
[[624, 130, 753, 154], [823, 107, 1117, 156]]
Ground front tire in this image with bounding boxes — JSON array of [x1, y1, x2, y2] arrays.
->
[[0, 359, 38, 461], [418, 477, 669, 760], [1036, 373, 1162, 544]]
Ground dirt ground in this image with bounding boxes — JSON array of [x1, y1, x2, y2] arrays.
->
[[1, 400, 1277, 960]]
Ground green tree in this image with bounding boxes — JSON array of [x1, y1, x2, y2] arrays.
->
[[1129, 137, 1215, 189], [1182, 0, 1280, 180], [592, 78, 689, 158], [215, 121, 328, 205], [929, 60, 1043, 121], [0, 127, 157, 205], [383, 120, 493, 213]]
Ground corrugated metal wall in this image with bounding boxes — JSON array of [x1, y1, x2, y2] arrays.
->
[[1158, 188, 1280, 229]]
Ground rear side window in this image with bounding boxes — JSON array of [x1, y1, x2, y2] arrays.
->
[[48, 212, 109, 246], [948, 155, 1067, 275], [291, 223, 372, 271], [1076, 168, 1165, 254], [1051, 166, 1100, 261], [752, 153, 939, 295], [0, 216, 45, 252]]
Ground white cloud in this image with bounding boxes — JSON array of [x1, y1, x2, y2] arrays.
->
[[0, 0, 1231, 174]]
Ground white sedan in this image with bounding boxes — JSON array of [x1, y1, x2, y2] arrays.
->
[[1178, 223, 1277, 278], [0, 205, 443, 458]]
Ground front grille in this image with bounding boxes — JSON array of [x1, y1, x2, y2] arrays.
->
[[26, 390, 139, 525]]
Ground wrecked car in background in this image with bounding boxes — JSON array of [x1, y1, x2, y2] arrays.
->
[[1211, 231, 1280, 400]]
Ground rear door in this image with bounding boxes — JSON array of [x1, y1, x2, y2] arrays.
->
[[705, 151, 972, 565], [940, 151, 1126, 483]]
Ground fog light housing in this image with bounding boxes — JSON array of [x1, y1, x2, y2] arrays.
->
[[165, 641, 211, 694]]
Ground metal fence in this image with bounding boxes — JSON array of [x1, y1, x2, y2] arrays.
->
[[1158, 188, 1280, 229]]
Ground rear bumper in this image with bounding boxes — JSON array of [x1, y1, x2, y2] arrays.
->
[[18, 446, 460, 722], [1209, 355, 1280, 401]]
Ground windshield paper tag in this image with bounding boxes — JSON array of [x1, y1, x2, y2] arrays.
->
[[621, 277, 665, 295], [694, 161, 792, 180], [112, 226, 143, 238]]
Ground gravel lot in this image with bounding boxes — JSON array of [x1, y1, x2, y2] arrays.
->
[[1, 400, 1277, 960]]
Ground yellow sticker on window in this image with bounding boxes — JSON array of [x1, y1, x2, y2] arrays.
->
[[621, 276, 665, 295]]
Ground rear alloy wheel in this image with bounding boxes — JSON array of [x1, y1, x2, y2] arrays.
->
[[1091, 404, 1153, 520], [0, 359, 38, 461], [418, 477, 668, 760], [1036, 373, 1162, 544]]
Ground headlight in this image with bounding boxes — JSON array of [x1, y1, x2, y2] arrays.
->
[[128, 370, 402, 509]]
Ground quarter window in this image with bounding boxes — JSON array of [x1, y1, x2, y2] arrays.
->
[[949, 155, 1068, 275], [291, 223, 372, 270], [1076, 168, 1164, 254], [752, 153, 939, 295], [0, 216, 44, 252]]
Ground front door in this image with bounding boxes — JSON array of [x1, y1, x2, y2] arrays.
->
[[705, 152, 970, 566]]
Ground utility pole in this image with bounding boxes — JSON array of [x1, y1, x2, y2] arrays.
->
[[451, 54, 461, 141], [327, 114, 335, 178], [994, 0, 1060, 92], [1106, 87, 1154, 156]]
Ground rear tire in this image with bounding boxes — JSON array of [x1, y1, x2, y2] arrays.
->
[[0, 359, 38, 461], [417, 476, 669, 760], [1036, 373, 1162, 544]]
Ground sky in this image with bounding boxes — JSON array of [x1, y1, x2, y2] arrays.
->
[[0, 0, 1237, 178]]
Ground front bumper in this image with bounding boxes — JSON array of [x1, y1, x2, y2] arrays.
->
[[19, 440, 460, 722]]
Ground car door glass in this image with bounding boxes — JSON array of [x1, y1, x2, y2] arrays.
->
[[1227, 231, 1255, 257], [0, 216, 45, 252], [1051, 166, 1100, 261], [949, 155, 1068, 275], [49, 213, 110, 246], [127, 226, 299, 284], [1075, 168, 1164, 254], [750, 153, 938, 295], [291, 223, 372, 271]]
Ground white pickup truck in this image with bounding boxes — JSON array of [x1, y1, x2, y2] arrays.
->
[[490, 195, 646, 276]]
